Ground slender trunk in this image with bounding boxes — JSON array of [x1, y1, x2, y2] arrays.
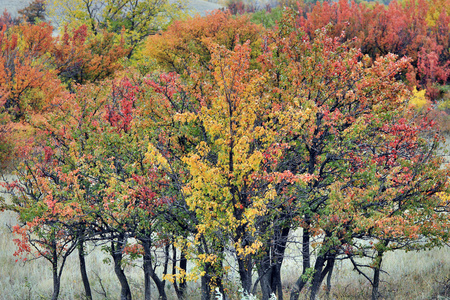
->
[[142, 239, 167, 300], [372, 241, 388, 300], [237, 255, 253, 294], [310, 246, 336, 300], [275, 268, 283, 300], [325, 258, 335, 299], [143, 250, 152, 300], [255, 224, 289, 300], [309, 255, 326, 300], [51, 244, 60, 300], [257, 255, 272, 300], [273, 226, 290, 300], [201, 266, 212, 300], [173, 245, 185, 300], [78, 234, 92, 300], [179, 249, 188, 298], [290, 226, 311, 300], [111, 238, 132, 300], [372, 261, 382, 300]]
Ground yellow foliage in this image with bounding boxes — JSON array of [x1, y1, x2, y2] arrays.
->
[[409, 87, 428, 109], [425, 0, 450, 26], [144, 143, 169, 169]]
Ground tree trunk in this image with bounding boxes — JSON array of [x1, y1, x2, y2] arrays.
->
[[201, 269, 212, 300], [143, 252, 152, 300], [273, 226, 289, 300], [309, 248, 336, 300], [325, 258, 335, 299], [111, 238, 132, 300], [290, 227, 311, 300], [237, 254, 253, 294], [372, 241, 388, 300], [78, 235, 92, 300], [372, 260, 382, 300], [141, 239, 168, 300], [178, 249, 188, 299], [255, 224, 289, 300], [309, 255, 326, 300], [51, 246, 60, 300], [257, 256, 273, 300]]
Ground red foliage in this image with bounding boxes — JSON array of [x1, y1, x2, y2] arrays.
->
[[295, 0, 450, 99]]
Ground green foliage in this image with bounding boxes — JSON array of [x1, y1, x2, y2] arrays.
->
[[18, 0, 46, 24], [46, 0, 188, 56], [250, 6, 283, 28]]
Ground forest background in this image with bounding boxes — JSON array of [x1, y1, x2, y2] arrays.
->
[[0, 0, 449, 299]]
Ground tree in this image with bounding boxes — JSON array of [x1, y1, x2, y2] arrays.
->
[[46, 0, 187, 56], [178, 39, 290, 295], [256, 11, 449, 300], [0, 22, 62, 121], [52, 24, 129, 85], [294, 0, 450, 98], [141, 10, 263, 74], [18, 0, 46, 24]]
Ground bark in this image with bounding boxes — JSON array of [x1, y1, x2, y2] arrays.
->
[[372, 260, 382, 300], [142, 238, 168, 300], [257, 225, 290, 300], [51, 245, 60, 300], [237, 255, 253, 294], [257, 257, 273, 300], [143, 253, 152, 300], [325, 258, 335, 299], [372, 241, 388, 300], [273, 226, 290, 300], [290, 227, 311, 300], [178, 249, 188, 299], [309, 255, 327, 300], [309, 248, 336, 300], [111, 238, 132, 300], [78, 237, 92, 300], [201, 268, 212, 300]]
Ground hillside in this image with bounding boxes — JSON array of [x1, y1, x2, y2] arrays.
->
[[0, 0, 223, 18], [0, 0, 31, 17], [185, 0, 223, 15]]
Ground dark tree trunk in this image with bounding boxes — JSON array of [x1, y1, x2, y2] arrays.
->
[[141, 239, 168, 300], [143, 251, 152, 300], [372, 241, 388, 300], [111, 238, 132, 300], [237, 254, 253, 294], [51, 245, 60, 300], [178, 249, 188, 298], [290, 227, 311, 300], [307, 250, 336, 300], [325, 258, 335, 299], [201, 268, 212, 300], [309, 254, 326, 300], [257, 256, 273, 300], [78, 237, 92, 300], [372, 261, 382, 300], [273, 226, 290, 300]]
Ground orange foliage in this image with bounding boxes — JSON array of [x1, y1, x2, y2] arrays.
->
[[143, 10, 263, 73]]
